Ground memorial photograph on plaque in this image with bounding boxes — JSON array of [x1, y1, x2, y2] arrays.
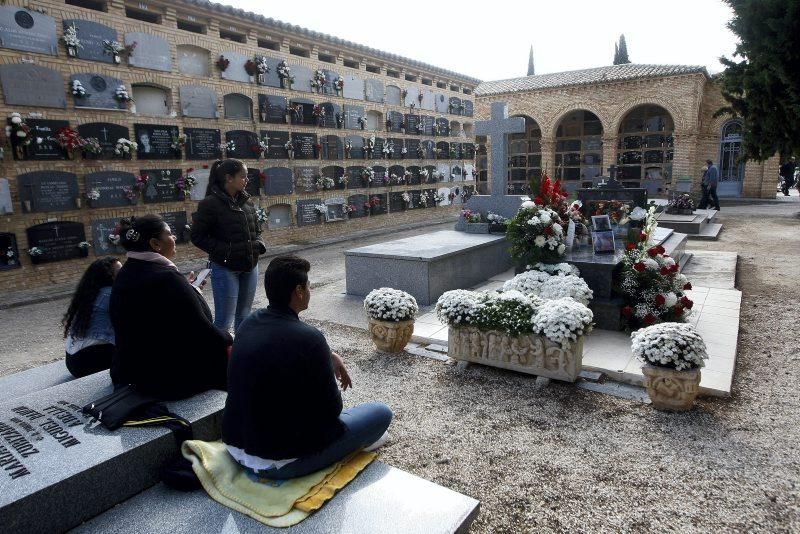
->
[[26, 222, 87, 264], [84, 171, 137, 208], [225, 130, 261, 160], [140, 169, 182, 204], [78, 123, 130, 160], [134, 124, 180, 160], [0, 232, 20, 270], [184, 128, 221, 160], [324, 199, 346, 222], [17, 171, 79, 213]]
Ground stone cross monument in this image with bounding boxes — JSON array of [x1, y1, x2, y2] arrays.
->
[[456, 101, 527, 229]]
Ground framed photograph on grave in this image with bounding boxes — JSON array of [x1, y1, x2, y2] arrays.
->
[[592, 230, 615, 254], [591, 215, 611, 232]]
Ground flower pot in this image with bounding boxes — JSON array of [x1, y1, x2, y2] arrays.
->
[[280, 78, 287, 89], [260, 111, 267, 122], [75, 198, 82, 209], [23, 200, 31, 212], [641, 364, 701, 412], [368, 317, 414, 353], [249, 75, 255, 83], [67, 46, 77, 57], [79, 248, 89, 258], [30, 255, 42, 265], [257, 74, 265, 84], [113, 54, 121, 64]]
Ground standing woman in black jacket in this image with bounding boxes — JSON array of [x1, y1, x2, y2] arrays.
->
[[191, 159, 266, 332]]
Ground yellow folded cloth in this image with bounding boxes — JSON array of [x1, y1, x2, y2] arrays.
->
[[181, 440, 376, 527]]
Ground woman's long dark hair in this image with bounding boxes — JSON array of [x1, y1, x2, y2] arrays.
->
[[62, 257, 119, 339], [206, 158, 246, 196]]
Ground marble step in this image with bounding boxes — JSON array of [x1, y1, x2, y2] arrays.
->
[[0, 361, 74, 404], [71, 463, 481, 534]]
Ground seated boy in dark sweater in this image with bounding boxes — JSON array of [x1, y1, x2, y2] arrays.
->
[[222, 255, 392, 479]]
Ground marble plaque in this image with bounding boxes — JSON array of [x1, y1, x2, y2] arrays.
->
[[347, 194, 368, 218], [407, 165, 422, 185], [322, 135, 343, 160], [294, 166, 317, 193], [259, 94, 287, 124], [463, 100, 474, 117], [422, 140, 436, 160], [386, 85, 402, 106], [17, 171, 78, 213], [264, 167, 293, 195], [319, 102, 341, 129], [245, 168, 261, 197], [256, 56, 282, 88], [263, 130, 289, 159], [84, 171, 137, 208], [177, 45, 210, 77], [344, 105, 365, 130], [425, 165, 438, 183], [26, 222, 86, 263], [437, 141, 450, 159], [369, 193, 387, 215], [342, 74, 364, 100], [420, 89, 435, 111], [0, 232, 20, 269], [322, 69, 339, 94], [389, 191, 405, 212], [387, 111, 403, 133], [78, 123, 129, 159], [405, 115, 420, 136], [63, 20, 116, 63], [419, 116, 435, 136], [180, 85, 217, 119], [126, 32, 171, 72], [0, 8, 57, 55], [225, 130, 260, 160], [404, 87, 420, 108], [435, 93, 448, 113], [140, 169, 182, 204], [291, 133, 318, 160], [219, 51, 249, 83], [296, 198, 322, 226], [372, 165, 388, 187], [184, 128, 221, 160], [346, 136, 364, 159], [289, 98, 315, 125], [324, 197, 346, 222], [291, 65, 314, 93], [449, 97, 462, 116], [323, 166, 345, 189], [22, 120, 68, 161], [365, 79, 384, 103], [159, 211, 188, 243], [134, 124, 179, 160], [344, 165, 364, 189], [91, 217, 125, 256], [437, 163, 451, 181], [0, 179, 11, 215], [436, 118, 450, 137], [0, 65, 65, 108], [267, 203, 291, 228], [72, 73, 126, 110], [188, 169, 210, 201]]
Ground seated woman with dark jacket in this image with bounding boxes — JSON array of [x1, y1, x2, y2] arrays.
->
[[110, 214, 232, 400]]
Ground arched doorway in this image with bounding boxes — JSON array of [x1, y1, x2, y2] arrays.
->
[[555, 110, 602, 192], [507, 115, 541, 195], [718, 120, 744, 197], [617, 105, 674, 194]]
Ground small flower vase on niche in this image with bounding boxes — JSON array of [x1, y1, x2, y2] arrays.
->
[[400, 127, 405, 135], [280, 77, 287, 89], [287, 149, 294, 160], [75, 198, 82, 209], [113, 54, 121, 64], [335, 88, 341, 97], [23, 200, 31, 212], [248, 75, 255, 83], [79, 247, 89, 258], [257, 73, 265, 84], [260, 110, 267, 122], [67, 46, 77, 57], [285, 112, 292, 124]]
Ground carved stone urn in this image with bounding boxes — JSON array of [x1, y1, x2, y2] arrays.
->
[[367, 318, 414, 353], [641, 364, 701, 412]]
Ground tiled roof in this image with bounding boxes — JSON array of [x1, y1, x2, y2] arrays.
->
[[184, 0, 482, 84], [474, 64, 708, 96]]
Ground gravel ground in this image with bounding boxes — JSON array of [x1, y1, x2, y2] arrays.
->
[[1, 203, 799, 532]]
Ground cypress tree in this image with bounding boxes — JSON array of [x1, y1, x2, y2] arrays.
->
[[616, 34, 630, 64]]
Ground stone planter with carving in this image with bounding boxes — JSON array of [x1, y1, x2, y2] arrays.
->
[[641, 364, 701, 412], [368, 318, 414, 353], [448, 326, 584, 382]]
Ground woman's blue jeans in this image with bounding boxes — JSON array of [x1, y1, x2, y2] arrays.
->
[[254, 402, 392, 480], [210, 261, 259, 332]]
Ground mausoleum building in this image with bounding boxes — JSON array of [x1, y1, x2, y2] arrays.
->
[[0, 0, 479, 291], [473, 63, 779, 199]]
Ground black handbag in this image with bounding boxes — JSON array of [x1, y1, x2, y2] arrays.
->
[[82, 385, 160, 430]]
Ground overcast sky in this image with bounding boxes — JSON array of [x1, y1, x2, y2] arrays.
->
[[217, 0, 739, 82]]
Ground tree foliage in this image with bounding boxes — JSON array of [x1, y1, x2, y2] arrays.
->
[[613, 35, 630, 65], [716, 0, 800, 161]]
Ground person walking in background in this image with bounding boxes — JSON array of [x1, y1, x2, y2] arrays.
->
[[61, 257, 122, 378], [191, 159, 266, 332], [779, 156, 796, 196], [699, 159, 721, 211]]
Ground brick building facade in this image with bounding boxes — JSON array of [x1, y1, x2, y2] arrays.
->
[[0, 0, 481, 292], [474, 64, 778, 200]]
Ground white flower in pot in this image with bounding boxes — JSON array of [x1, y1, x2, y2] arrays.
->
[[363, 288, 418, 352]]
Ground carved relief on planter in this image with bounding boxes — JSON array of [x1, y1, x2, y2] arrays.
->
[[368, 318, 414, 353], [448, 326, 583, 382], [641, 365, 701, 411]]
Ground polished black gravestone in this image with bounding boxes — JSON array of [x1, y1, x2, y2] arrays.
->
[[125, 32, 171, 72], [292, 133, 318, 160], [289, 98, 315, 125], [449, 97, 462, 115], [84, 171, 137, 208], [225, 130, 260, 160], [323, 165, 346, 190], [343, 105, 365, 130], [435, 118, 450, 137], [134, 124, 180, 160], [345, 136, 365, 160], [26, 221, 86, 263], [72, 73, 126, 110], [78, 123, 130, 160], [296, 198, 323, 226], [372, 165, 388, 187], [319, 102, 342, 129], [423, 188, 438, 208], [0, 373, 226, 533], [405, 114, 420, 136], [62, 20, 116, 63], [159, 211, 189, 243], [184, 128, 221, 160], [258, 94, 287, 124], [18, 119, 68, 161], [387, 111, 403, 133], [348, 194, 368, 218], [90, 217, 125, 256], [369, 193, 387, 215], [263, 167, 293, 196], [140, 169, 182, 203], [245, 168, 262, 197], [17, 171, 79, 213], [0, 232, 20, 270], [463, 100, 474, 117], [576, 172, 647, 211], [419, 116, 434, 136], [321, 135, 343, 160], [0, 7, 57, 55], [294, 166, 318, 193], [263, 130, 289, 159], [344, 165, 364, 189], [321, 69, 340, 95], [436, 141, 450, 159], [179, 85, 217, 119], [389, 192, 405, 213], [0, 64, 65, 108]]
